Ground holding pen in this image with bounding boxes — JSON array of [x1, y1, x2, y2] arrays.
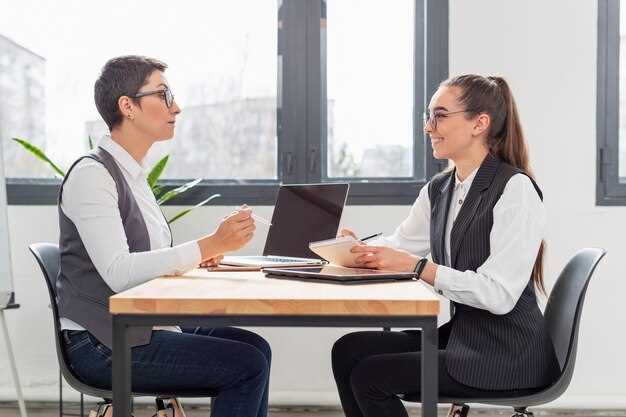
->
[[359, 232, 383, 242], [238, 204, 273, 226], [251, 213, 273, 227]]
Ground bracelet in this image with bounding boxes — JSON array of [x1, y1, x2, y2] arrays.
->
[[413, 257, 428, 280]]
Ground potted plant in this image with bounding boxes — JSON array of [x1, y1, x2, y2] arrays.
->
[[12, 137, 219, 223]]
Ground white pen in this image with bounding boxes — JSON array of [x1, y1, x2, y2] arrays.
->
[[251, 213, 273, 227]]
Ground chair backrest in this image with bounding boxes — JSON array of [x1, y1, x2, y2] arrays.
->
[[544, 247, 606, 385], [28, 242, 111, 399]]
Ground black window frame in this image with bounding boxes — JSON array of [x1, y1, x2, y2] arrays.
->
[[597, 0, 624, 205], [6, 0, 449, 206]]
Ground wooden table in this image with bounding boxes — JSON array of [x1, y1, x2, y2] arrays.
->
[[110, 269, 440, 417]]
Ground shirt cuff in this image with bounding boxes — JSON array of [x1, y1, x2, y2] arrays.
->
[[433, 264, 456, 296], [172, 240, 202, 274]]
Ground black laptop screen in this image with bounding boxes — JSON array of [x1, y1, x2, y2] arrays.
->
[[263, 184, 349, 258]]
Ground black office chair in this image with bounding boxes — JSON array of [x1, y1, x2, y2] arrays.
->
[[402, 247, 606, 417], [29, 242, 217, 417]]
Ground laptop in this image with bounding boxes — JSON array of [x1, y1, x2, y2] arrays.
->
[[220, 183, 350, 268], [263, 265, 417, 285]]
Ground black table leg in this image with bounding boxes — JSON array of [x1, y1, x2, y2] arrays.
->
[[112, 315, 131, 417], [421, 317, 438, 417]]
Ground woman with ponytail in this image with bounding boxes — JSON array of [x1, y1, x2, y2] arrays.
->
[[331, 74, 559, 417]]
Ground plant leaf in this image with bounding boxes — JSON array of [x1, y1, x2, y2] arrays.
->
[[147, 155, 169, 189], [12, 137, 65, 178], [167, 193, 221, 224], [157, 178, 202, 205], [87, 136, 94, 150], [152, 185, 164, 198]]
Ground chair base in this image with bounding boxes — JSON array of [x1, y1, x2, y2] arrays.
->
[[512, 407, 533, 417], [445, 403, 533, 417], [447, 404, 470, 417], [89, 397, 188, 417]]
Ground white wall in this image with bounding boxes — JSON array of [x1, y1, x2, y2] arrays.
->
[[0, 0, 624, 409]]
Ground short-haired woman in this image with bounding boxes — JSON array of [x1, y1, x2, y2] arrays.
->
[[57, 55, 270, 417]]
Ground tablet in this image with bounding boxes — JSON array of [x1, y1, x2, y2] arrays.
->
[[264, 265, 416, 284]]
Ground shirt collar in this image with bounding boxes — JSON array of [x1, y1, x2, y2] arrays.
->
[[97, 135, 149, 180], [454, 167, 479, 189]]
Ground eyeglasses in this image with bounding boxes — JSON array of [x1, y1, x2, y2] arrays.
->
[[131, 88, 175, 108], [423, 109, 476, 130]]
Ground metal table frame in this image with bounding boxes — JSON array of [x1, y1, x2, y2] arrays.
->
[[112, 314, 438, 417]]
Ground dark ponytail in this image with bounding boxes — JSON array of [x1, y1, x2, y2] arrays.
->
[[442, 74, 546, 295]]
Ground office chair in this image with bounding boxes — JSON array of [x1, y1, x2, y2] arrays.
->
[[402, 247, 606, 417], [29, 243, 217, 417]]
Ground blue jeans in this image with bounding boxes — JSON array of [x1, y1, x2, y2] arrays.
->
[[63, 327, 271, 417]]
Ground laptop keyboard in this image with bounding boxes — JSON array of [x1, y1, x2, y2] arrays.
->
[[265, 256, 309, 262]]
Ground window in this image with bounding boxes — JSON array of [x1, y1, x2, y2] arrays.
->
[[597, 0, 626, 204], [1, 0, 448, 205], [326, 0, 416, 179], [0, 0, 277, 180]]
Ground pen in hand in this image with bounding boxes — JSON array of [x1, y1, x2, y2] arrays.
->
[[238, 204, 273, 226], [359, 232, 382, 242], [251, 213, 273, 227]]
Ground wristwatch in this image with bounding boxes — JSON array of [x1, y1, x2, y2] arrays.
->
[[413, 257, 429, 280]]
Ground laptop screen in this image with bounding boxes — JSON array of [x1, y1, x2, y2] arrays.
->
[[263, 183, 349, 258]]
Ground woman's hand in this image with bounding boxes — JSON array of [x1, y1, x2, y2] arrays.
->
[[197, 206, 256, 260], [351, 245, 419, 272], [213, 207, 256, 252], [338, 228, 358, 239], [199, 254, 224, 268]]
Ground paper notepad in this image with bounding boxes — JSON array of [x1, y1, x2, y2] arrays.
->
[[308, 236, 362, 267]]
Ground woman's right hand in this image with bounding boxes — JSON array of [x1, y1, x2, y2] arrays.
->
[[197, 207, 256, 260], [339, 228, 358, 240], [214, 208, 256, 252]]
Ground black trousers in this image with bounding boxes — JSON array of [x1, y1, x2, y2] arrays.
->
[[331, 330, 538, 417]]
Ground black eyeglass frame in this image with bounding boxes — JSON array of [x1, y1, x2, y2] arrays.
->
[[131, 88, 175, 108], [422, 108, 479, 130]]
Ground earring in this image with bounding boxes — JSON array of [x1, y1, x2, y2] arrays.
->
[[127, 113, 134, 120]]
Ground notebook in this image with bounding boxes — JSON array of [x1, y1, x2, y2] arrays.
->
[[308, 236, 361, 267]]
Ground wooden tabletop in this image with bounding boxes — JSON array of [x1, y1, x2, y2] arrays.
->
[[109, 269, 440, 316]]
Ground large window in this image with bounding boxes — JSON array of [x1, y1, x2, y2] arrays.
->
[[597, 0, 626, 204], [326, 0, 415, 179], [0, 0, 277, 180], [1, 0, 448, 205]]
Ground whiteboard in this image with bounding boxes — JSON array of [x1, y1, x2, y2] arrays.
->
[[0, 140, 14, 308]]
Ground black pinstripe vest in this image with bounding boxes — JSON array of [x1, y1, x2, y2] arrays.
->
[[57, 147, 154, 349], [428, 154, 559, 390]]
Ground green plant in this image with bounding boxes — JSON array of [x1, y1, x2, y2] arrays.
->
[[12, 137, 219, 224]]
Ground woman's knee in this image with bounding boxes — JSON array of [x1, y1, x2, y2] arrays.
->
[[331, 331, 371, 366], [349, 357, 388, 399], [251, 333, 272, 363], [240, 343, 271, 380]]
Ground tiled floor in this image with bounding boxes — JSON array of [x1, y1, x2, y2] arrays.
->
[[0, 403, 625, 417]]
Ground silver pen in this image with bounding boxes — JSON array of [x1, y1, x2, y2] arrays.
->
[[251, 213, 273, 226]]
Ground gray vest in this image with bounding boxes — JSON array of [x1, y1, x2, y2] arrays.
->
[[57, 147, 153, 349], [429, 154, 559, 390]]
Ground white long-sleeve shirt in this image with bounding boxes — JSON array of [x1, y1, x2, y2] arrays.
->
[[374, 169, 545, 315], [60, 136, 202, 330]]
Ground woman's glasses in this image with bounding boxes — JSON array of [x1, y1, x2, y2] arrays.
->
[[131, 88, 175, 108], [422, 109, 476, 130]]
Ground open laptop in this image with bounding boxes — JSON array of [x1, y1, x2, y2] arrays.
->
[[220, 183, 350, 268], [263, 265, 417, 285]]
